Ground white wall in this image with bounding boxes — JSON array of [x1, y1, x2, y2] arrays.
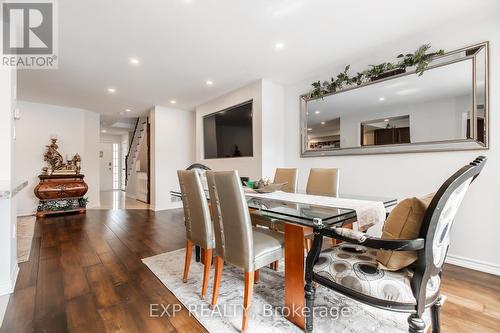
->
[[195, 79, 285, 180], [0, 65, 18, 301], [283, 17, 500, 274], [261, 80, 286, 179], [150, 106, 195, 211], [15, 102, 100, 215]]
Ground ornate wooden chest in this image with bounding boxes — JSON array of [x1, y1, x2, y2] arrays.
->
[[34, 174, 88, 218]]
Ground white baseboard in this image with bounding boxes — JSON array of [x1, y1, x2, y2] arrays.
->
[[152, 202, 183, 211], [446, 254, 500, 276], [0, 264, 19, 296], [17, 211, 36, 217], [0, 293, 10, 328]]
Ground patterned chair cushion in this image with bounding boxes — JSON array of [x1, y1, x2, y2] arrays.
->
[[314, 244, 440, 305]]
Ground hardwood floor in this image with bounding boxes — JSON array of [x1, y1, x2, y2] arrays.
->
[[1, 209, 499, 333]]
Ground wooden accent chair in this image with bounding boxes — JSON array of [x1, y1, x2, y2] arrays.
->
[[177, 170, 214, 299], [303, 156, 486, 333], [207, 170, 284, 332]]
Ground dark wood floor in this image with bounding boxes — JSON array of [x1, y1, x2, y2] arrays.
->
[[1, 209, 499, 333]]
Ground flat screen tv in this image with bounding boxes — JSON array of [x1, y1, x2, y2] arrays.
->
[[203, 100, 253, 159]]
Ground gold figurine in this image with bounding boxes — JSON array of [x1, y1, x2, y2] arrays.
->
[[42, 138, 81, 175]]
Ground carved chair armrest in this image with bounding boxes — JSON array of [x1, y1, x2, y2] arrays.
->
[[321, 227, 425, 251]]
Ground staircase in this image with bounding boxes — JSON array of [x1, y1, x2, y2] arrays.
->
[[125, 116, 148, 185]]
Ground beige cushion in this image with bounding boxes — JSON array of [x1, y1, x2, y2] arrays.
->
[[376, 193, 434, 271]]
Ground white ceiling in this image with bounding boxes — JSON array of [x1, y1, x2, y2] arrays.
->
[[18, 0, 500, 119]]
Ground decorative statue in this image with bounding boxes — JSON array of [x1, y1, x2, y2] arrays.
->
[[44, 138, 65, 171], [42, 138, 82, 175], [67, 153, 82, 175]]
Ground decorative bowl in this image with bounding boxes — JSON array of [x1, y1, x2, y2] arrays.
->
[[253, 182, 288, 193]]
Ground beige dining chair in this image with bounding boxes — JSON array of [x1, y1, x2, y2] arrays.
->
[[305, 168, 340, 249], [177, 170, 215, 299], [306, 168, 339, 197], [206, 170, 284, 333], [273, 168, 298, 193]]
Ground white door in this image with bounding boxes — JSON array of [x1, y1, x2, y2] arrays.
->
[[99, 143, 114, 191]]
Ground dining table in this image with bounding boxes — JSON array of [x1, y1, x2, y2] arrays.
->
[[170, 188, 397, 329]]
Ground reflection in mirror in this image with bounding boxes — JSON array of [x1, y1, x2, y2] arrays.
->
[[302, 43, 488, 156], [361, 116, 410, 146]]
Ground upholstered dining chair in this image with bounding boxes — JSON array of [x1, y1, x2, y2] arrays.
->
[[185, 163, 211, 262], [206, 170, 285, 333], [304, 168, 341, 250], [306, 168, 339, 197], [303, 156, 486, 333], [250, 168, 297, 270], [177, 170, 215, 299], [251, 167, 298, 228], [274, 167, 298, 193]]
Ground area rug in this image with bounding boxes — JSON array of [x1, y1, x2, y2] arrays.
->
[[17, 215, 36, 263], [143, 249, 438, 333]]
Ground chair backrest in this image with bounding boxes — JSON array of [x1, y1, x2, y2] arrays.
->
[[177, 170, 214, 249], [306, 168, 339, 197], [274, 168, 298, 193], [206, 171, 226, 259], [206, 170, 255, 271], [186, 163, 211, 191], [412, 156, 486, 312]]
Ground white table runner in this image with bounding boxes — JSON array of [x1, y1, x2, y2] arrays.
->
[[245, 190, 386, 231]]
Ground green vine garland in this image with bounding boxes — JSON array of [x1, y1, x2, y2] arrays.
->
[[307, 44, 445, 100]]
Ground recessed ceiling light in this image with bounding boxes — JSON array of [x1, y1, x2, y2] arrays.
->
[[125, 109, 131, 112], [101, 129, 107, 133], [314, 110, 320, 114], [384, 119, 390, 122], [107, 88, 116, 93], [206, 80, 214, 86], [129, 57, 140, 65], [170, 100, 177, 104], [379, 97, 385, 101], [275, 42, 284, 50], [321, 121, 325, 125], [307, 128, 312, 131]]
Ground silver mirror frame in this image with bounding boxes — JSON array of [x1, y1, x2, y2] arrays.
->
[[300, 42, 489, 157]]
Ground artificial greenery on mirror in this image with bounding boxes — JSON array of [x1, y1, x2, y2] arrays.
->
[[307, 44, 445, 100]]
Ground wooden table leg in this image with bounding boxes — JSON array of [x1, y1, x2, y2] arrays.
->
[[284, 223, 306, 329]]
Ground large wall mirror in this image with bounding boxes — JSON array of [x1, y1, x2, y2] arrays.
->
[[301, 42, 489, 156]]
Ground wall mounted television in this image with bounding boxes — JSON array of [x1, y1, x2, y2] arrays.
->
[[203, 100, 253, 159]]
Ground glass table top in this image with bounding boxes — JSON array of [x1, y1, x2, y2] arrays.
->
[[171, 189, 396, 228]]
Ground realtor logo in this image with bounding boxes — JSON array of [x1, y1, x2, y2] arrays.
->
[[1, 1, 58, 68]]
